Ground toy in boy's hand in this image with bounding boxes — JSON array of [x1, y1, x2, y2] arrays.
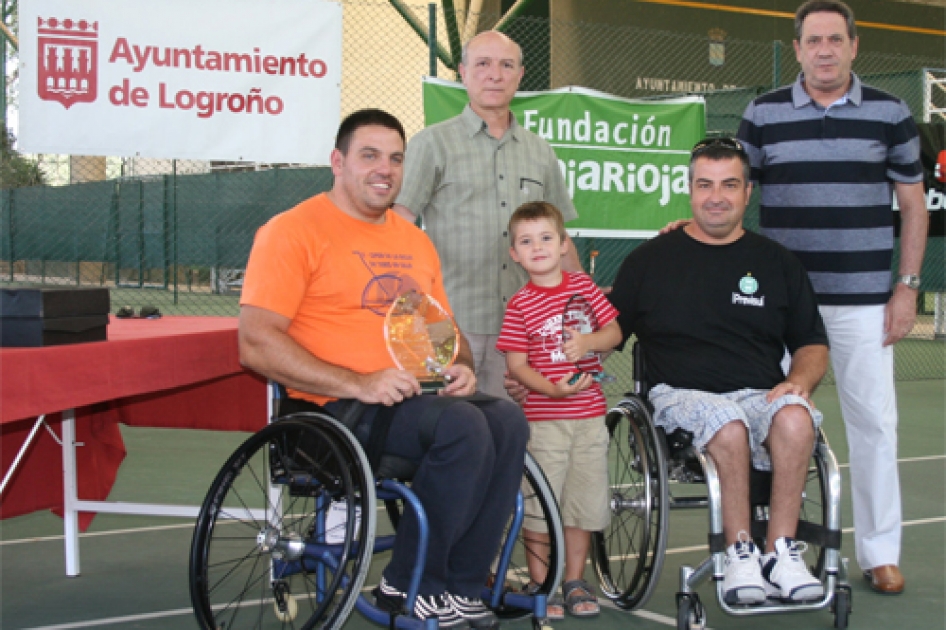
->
[[562, 293, 615, 385]]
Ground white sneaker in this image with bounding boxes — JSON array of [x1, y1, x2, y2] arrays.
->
[[762, 537, 825, 602], [722, 531, 766, 605]]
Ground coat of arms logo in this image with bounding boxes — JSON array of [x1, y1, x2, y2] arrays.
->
[[37, 17, 98, 109], [708, 28, 726, 67]]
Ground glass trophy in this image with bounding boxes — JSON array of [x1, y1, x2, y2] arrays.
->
[[384, 290, 459, 394]]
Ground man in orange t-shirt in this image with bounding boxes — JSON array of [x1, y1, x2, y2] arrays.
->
[[239, 109, 527, 630]]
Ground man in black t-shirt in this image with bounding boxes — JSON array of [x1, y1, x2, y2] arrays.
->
[[609, 138, 829, 606]]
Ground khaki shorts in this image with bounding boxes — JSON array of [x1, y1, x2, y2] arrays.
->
[[524, 416, 610, 532]]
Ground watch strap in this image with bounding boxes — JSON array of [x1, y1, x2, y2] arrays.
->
[[896, 274, 921, 290]]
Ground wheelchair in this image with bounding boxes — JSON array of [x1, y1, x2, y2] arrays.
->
[[589, 343, 852, 629], [189, 384, 565, 630]]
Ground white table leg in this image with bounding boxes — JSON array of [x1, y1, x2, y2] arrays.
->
[[61, 409, 80, 577], [0, 415, 46, 498]]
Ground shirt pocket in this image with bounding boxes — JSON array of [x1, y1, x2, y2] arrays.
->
[[517, 169, 546, 202]]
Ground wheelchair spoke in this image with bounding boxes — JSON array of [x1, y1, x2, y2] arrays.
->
[[190, 415, 376, 630], [210, 552, 270, 625], [799, 440, 831, 580], [486, 452, 564, 621], [205, 539, 266, 587], [592, 398, 668, 610]]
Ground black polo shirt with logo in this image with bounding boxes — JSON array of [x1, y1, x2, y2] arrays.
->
[[609, 229, 828, 394]]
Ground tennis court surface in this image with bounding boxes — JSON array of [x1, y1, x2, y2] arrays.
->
[[1, 379, 943, 630]]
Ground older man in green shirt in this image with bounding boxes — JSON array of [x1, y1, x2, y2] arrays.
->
[[394, 30, 581, 398]]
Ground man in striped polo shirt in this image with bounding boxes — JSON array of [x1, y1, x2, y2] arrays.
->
[[736, 0, 929, 595]]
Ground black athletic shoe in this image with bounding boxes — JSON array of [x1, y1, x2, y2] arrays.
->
[[373, 576, 407, 612], [444, 593, 501, 629], [373, 578, 470, 629], [413, 594, 470, 629]]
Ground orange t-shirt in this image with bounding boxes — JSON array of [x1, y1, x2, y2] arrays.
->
[[240, 193, 452, 405]]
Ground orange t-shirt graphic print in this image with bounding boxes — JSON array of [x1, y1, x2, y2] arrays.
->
[[352, 249, 424, 316], [241, 193, 450, 405]]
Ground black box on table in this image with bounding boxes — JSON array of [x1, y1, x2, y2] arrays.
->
[[0, 287, 110, 347]]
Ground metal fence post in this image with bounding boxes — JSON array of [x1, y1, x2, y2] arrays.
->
[[772, 40, 782, 90], [110, 182, 120, 287], [107, 179, 122, 287], [75, 233, 80, 285], [440, 0, 463, 71], [172, 160, 178, 304], [1, 19, 6, 132], [6, 188, 13, 281], [936, 292, 945, 338], [429, 3, 437, 78], [138, 180, 145, 288], [163, 173, 170, 290]]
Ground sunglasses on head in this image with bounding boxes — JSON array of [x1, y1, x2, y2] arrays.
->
[[691, 137, 746, 157]]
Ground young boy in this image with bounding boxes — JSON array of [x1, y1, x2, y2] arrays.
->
[[496, 201, 622, 619]]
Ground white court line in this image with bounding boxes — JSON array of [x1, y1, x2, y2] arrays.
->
[[20, 607, 196, 630], [838, 453, 946, 468], [0, 522, 196, 546], [22, 591, 327, 630], [22, 601, 700, 630], [634, 607, 714, 629], [4, 453, 945, 547], [659, 454, 945, 483], [609, 514, 946, 562], [14, 516, 946, 629], [599, 597, 714, 629], [15, 514, 946, 630], [7, 454, 946, 628]]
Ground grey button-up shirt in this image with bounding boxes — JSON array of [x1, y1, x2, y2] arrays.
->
[[396, 105, 578, 334]]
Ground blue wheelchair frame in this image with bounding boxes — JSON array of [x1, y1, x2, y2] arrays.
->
[[352, 480, 548, 629], [189, 386, 563, 630]]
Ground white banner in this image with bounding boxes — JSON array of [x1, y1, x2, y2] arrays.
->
[[19, 0, 342, 164]]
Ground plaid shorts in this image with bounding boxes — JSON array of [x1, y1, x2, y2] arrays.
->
[[648, 384, 823, 471]]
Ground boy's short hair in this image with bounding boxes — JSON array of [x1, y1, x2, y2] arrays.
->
[[508, 201, 567, 243]]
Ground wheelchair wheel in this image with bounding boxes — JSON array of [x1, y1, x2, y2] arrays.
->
[[832, 585, 852, 629], [800, 430, 831, 579], [490, 451, 565, 620], [190, 414, 376, 630], [676, 593, 706, 630], [592, 396, 668, 610]]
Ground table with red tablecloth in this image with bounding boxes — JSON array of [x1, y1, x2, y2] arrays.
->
[[0, 316, 268, 574]]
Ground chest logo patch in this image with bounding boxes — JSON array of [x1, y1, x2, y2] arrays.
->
[[739, 274, 758, 295], [733, 273, 765, 307]]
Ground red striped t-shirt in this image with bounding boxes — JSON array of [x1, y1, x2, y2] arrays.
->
[[497, 272, 618, 421]]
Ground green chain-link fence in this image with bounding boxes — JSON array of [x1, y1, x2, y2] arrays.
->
[[3, 0, 944, 386]]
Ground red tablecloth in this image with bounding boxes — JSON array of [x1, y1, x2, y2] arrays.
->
[[0, 316, 267, 528]]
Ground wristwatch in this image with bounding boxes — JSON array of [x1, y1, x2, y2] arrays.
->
[[895, 274, 921, 290]]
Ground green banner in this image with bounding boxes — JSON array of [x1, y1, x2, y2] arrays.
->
[[423, 78, 706, 235]]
